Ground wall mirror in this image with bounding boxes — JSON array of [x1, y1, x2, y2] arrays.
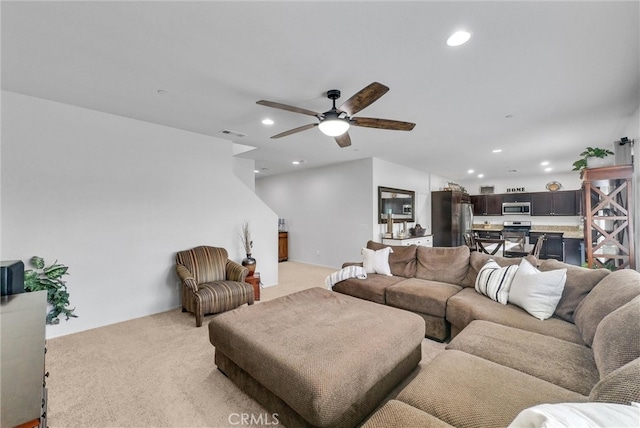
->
[[378, 186, 415, 224]]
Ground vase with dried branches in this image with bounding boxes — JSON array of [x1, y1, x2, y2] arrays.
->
[[240, 221, 256, 276]]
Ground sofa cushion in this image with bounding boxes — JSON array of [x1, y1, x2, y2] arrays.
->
[[508, 258, 567, 320], [386, 278, 462, 318], [446, 288, 584, 344], [460, 251, 537, 288], [362, 246, 393, 275], [367, 241, 418, 278], [474, 259, 518, 304], [396, 350, 587, 428], [592, 296, 640, 378], [539, 259, 609, 323], [574, 269, 640, 347], [332, 274, 405, 304], [446, 320, 599, 395], [416, 245, 470, 285], [589, 357, 640, 405], [361, 399, 454, 428]]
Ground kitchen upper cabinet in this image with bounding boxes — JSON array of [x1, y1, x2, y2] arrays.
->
[[502, 193, 531, 203], [471, 195, 502, 216], [530, 191, 578, 216]]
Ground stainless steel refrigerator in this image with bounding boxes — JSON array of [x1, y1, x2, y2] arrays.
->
[[431, 191, 473, 247]]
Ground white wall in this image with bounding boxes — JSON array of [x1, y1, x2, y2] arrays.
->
[[256, 159, 373, 268], [256, 157, 434, 268], [1, 91, 278, 338], [372, 158, 432, 237]]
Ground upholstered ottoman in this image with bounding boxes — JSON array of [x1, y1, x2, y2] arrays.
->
[[209, 287, 425, 428]]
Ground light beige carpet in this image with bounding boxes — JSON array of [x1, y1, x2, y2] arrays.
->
[[45, 261, 446, 428]]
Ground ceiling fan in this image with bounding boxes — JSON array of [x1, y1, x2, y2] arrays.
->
[[256, 82, 416, 148]]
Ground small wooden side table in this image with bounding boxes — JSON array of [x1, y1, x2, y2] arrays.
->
[[245, 274, 261, 301]]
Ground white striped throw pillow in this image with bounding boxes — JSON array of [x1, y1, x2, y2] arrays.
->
[[475, 259, 519, 304]]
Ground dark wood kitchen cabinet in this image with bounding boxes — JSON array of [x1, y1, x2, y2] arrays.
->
[[501, 193, 531, 203], [530, 232, 564, 261], [475, 230, 502, 239], [470, 194, 502, 216], [564, 238, 584, 266], [530, 191, 578, 216]]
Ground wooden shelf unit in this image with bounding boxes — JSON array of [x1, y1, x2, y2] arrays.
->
[[278, 232, 288, 262], [582, 165, 635, 270]]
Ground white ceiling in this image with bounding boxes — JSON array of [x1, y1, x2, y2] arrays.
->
[[2, 1, 639, 181]]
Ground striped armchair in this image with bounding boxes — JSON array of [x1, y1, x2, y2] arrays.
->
[[175, 246, 254, 327]]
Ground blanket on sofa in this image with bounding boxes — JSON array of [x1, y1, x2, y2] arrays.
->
[[326, 265, 367, 288]]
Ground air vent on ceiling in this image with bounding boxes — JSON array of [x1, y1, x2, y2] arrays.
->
[[218, 129, 246, 138]]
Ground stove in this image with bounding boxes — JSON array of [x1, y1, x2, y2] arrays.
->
[[502, 221, 532, 245]]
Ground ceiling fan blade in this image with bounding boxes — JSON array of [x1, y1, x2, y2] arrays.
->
[[257, 100, 320, 117], [334, 132, 351, 148], [271, 123, 318, 139], [350, 117, 416, 131], [339, 82, 389, 116]]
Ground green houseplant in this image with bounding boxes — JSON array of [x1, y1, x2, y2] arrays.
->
[[572, 146, 614, 177], [24, 256, 77, 324]]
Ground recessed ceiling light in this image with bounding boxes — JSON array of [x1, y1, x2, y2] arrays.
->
[[447, 30, 471, 47], [254, 170, 260, 173], [467, 169, 475, 174], [292, 160, 306, 165], [478, 174, 484, 178], [540, 161, 550, 166], [156, 89, 168, 95], [262, 118, 274, 125], [508, 169, 518, 173], [505, 114, 513, 119], [492, 149, 502, 153], [545, 167, 553, 172]]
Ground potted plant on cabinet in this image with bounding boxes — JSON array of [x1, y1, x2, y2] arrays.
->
[[572, 146, 615, 177], [24, 256, 77, 325]]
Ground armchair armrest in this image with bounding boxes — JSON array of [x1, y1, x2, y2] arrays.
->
[[176, 264, 198, 292], [342, 262, 364, 269], [226, 260, 249, 282]]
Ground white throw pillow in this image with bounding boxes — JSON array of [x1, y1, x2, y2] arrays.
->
[[509, 258, 567, 320], [508, 402, 640, 428], [361, 247, 393, 276], [475, 259, 519, 304]]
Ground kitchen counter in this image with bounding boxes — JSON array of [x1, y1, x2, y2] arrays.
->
[[472, 225, 503, 231], [472, 224, 583, 239]]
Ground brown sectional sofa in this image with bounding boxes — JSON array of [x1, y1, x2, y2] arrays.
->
[[332, 241, 640, 427]]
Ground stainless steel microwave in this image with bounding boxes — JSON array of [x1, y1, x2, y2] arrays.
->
[[502, 202, 531, 215]]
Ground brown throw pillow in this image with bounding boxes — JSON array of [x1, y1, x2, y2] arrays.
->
[[574, 269, 640, 347], [367, 241, 417, 278], [539, 259, 609, 323], [416, 245, 470, 285], [460, 251, 535, 288]]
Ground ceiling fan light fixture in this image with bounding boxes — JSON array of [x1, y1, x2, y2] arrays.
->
[[318, 114, 350, 137]]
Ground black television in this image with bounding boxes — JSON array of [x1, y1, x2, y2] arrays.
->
[[1, 260, 25, 296]]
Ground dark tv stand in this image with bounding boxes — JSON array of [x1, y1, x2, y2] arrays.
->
[[1, 291, 47, 428]]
